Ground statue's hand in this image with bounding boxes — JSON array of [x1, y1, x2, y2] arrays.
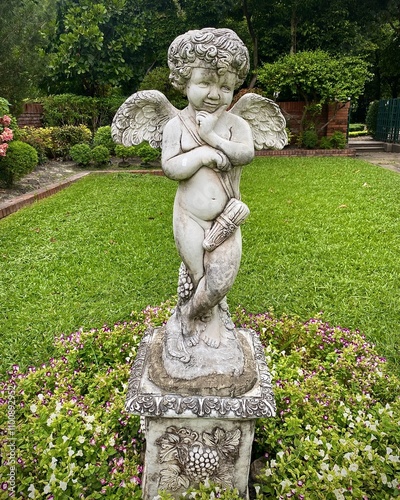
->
[[214, 151, 232, 171], [196, 105, 227, 140]]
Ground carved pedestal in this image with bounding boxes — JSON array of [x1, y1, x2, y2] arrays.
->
[[126, 328, 275, 499]]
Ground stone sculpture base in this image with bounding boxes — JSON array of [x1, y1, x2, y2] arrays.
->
[[125, 328, 275, 499]]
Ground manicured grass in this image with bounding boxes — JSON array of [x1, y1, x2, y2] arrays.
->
[[237, 157, 400, 370], [1, 157, 399, 375]]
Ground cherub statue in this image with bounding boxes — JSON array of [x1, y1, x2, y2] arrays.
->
[[112, 28, 287, 368]]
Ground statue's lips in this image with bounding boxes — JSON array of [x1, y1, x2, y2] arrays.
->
[[201, 102, 220, 112]]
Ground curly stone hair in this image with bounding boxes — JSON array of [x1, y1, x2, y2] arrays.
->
[[168, 28, 250, 93]]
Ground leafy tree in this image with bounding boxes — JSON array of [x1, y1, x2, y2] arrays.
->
[[258, 50, 372, 131], [44, 0, 149, 96], [0, 0, 55, 111]]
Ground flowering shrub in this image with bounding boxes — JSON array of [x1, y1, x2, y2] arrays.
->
[[0, 303, 399, 499], [0, 115, 13, 157], [234, 310, 400, 499]]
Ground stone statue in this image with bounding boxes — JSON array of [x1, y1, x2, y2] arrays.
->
[[112, 28, 287, 379]]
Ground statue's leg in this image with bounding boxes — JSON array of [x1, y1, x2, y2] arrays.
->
[[165, 211, 209, 359], [181, 228, 242, 347]]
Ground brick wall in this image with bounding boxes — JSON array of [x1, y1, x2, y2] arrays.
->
[[278, 101, 350, 137], [17, 103, 43, 128]]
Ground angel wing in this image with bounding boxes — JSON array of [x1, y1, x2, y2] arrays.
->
[[229, 93, 288, 150], [111, 90, 179, 149]]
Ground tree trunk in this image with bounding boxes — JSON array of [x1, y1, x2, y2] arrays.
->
[[243, 0, 258, 88], [290, 7, 297, 55]]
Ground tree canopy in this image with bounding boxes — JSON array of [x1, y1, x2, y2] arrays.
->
[[1, 0, 399, 109]]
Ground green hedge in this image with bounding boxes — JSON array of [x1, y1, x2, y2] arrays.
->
[[18, 125, 92, 160], [0, 140, 38, 187], [41, 94, 125, 131]]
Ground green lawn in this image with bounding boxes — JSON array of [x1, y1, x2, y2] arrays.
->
[[1, 157, 399, 375]]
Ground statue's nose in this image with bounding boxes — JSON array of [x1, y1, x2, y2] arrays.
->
[[207, 85, 220, 100]]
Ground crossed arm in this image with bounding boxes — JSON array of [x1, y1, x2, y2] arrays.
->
[[162, 109, 254, 181]]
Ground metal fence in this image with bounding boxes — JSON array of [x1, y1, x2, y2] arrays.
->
[[376, 98, 400, 143]]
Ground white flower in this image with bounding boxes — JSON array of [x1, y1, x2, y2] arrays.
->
[[344, 452, 353, 461], [28, 484, 37, 499], [388, 455, 399, 463], [364, 445, 372, 452], [349, 463, 358, 472], [37, 394, 44, 401], [47, 413, 57, 426], [76, 449, 83, 457], [109, 437, 116, 447], [62, 435, 69, 443], [50, 457, 58, 470], [339, 439, 347, 445], [77, 435, 85, 444], [30, 404, 38, 413], [68, 448, 75, 457], [85, 414, 95, 423], [333, 464, 340, 474], [280, 479, 291, 491], [59, 480, 68, 491], [333, 489, 345, 500], [270, 459, 277, 467], [326, 443, 332, 451], [55, 401, 62, 413], [85, 423, 93, 431], [319, 450, 325, 457], [356, 395, 362, 402], [305, 424, 312, 431], [48, 441, 55, 449], [49, 473, 56, 483], [264, 468, 272, 477], [43, 484, 51, 494], [386, 447, 393, 455], [316, 429, 322, 436], [340, 468, 348, 477], [303, 455, 309, 461], [380, 473, 388, 485], [327, 474, 334, 482], [320, 463, 329, 471], [95, 426, 102, 434]]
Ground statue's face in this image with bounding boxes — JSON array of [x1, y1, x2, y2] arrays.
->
[[186, 67, 236, 113]]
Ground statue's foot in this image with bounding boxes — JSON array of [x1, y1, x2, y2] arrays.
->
[[165, 314, 191, 363], [200, 311, 223, 348]]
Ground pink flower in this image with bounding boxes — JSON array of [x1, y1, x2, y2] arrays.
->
[[1, 115, 11, 126], [1, 127, 13, 142], [0, 143, 8, 157]]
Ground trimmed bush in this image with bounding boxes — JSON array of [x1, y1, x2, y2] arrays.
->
[[17, 127, 54, 163], [136, 141, 161, 165], [93, 126, 115, 154], [349, 123, 365, 132], [299, 129, 319, 149], [327, 131, 346, 149], [0, 140, 38, 187], [91, 145, 110, 167], [366, 101, 379, 137], [69, 143, 92, 166], [51, 125, 92, 159]]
